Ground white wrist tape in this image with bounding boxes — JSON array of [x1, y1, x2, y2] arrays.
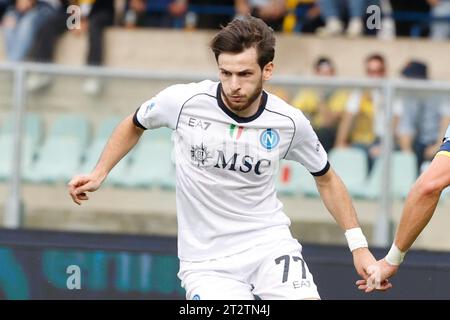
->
[[345, 228, 368, 252], [385, 243, 406, 266]]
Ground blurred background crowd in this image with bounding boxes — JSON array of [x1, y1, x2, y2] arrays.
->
[[1, 1, 449, 169]]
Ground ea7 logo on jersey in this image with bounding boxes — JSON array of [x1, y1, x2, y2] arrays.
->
[[188, 117, 211, 130]]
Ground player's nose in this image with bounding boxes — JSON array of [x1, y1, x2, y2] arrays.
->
[[230, 75, 241, 91]]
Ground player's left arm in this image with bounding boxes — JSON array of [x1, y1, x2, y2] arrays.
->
[[314, 169, 381, 282], [285, 109, 390, 287]]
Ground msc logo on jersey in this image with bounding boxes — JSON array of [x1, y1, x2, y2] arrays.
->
[[260, 129, 280, 150]]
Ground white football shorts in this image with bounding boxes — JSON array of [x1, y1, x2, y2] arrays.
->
[[178, 237, 320, 300]]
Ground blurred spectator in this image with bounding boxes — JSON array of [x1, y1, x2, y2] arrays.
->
[[188, 0, 234, 29], [291, 57, 349, 151], [27, 0, 115, 95], [282, 0, 323, 33], [335, 54, 402, 169], [390, 0, 430, 37], [123, 0, 187, 28], [376, 0, 396, 40], [1, 0, 58, 61], [397, 60, 450, 172], [235, 0, 287, 31], [0, 0, 11, 20], [427, 0, 450, 40], [316, 0, 368, 37]]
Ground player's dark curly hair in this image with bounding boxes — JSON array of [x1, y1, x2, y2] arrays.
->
[[210, 15, 276, 70]]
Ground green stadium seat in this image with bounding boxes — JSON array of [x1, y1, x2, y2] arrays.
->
[[298, 164, 320, 197], [329, 148, 368, 196], [275, 160, 302, 196], [48, 114, 90, 147], [1, 112, 43, 145], [25, 137, 84, 183], [0, 134, 36, 181], [122, 141, 175, 189], [355, 151, 418, 200], [25, 114, 89, 183], [95, 116, 122, 141], [79, 116, 121, 173], [392, 151, 418, 199], [139, 127, 172, 145], [103, 151, 134, 187]]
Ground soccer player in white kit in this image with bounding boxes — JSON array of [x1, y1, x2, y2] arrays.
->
[[68, 16, 387, 299]]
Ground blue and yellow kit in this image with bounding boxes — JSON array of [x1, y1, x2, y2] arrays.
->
[[437, 125, 450, 158]]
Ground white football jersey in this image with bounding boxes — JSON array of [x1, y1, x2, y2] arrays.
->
[[134, 80, 329, 261]]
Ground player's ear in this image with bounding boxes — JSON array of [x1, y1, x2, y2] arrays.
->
[[262, 62, 274, 81]]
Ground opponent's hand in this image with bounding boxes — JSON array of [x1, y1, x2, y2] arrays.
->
[[356, 258, 397, 293], [68, 173, 103, 205]]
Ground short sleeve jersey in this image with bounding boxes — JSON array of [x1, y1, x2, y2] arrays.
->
[[134, 80, 329, 261]]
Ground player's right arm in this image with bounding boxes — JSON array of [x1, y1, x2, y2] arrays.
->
[[68, 113, 144, 205]]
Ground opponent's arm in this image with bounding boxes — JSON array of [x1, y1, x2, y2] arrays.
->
[[358, 153, 450, 292], [394, 154, 450, 253]]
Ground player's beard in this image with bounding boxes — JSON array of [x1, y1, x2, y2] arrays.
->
[[222, 78, 263, 115]]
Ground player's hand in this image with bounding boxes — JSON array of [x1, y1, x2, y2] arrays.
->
[[351, 247, 377, 279], [356, 258, 397, 293], [68, 173, 104, 205], [352, 248, 393, 292]]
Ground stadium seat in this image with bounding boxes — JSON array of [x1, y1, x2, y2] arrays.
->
[[1, 112, 43, 145], [0, 134, 36, 181], [0, 113, 43, 180], [275, 160, 299, 196], [48, 114, 90, 146], [142, 127, 173, 145], [274, 160, 320, 197], [25, 137, 84, 183], [103, 151, 134, 187], [25, 114, 89, 183], [392, 151, 418, 199], [79, 116, 122, 173], [355, 151, 418, 200], [298, 164, 320, 197], [122, 141, 175, 189], [328, 148, 368, 196], [95, 116, 122, 141], [105, 128, 174, 188]]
